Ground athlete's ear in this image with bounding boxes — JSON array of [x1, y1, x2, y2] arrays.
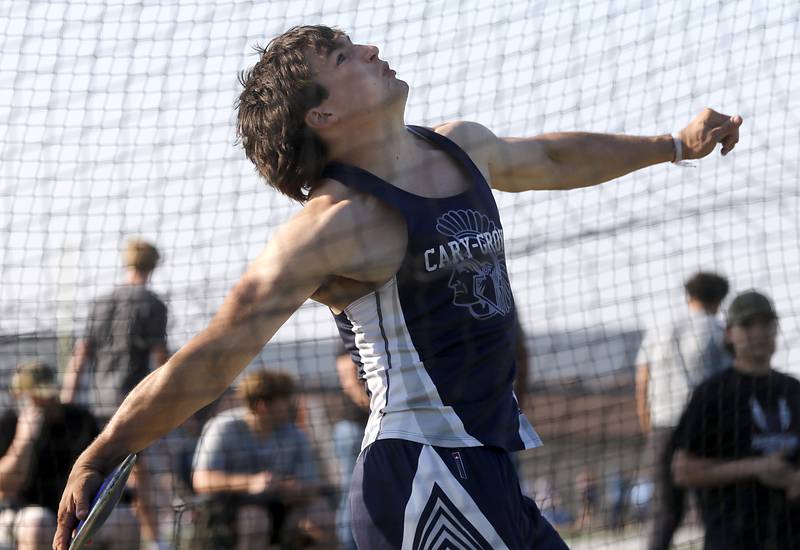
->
[[305, 107, 338, 130]]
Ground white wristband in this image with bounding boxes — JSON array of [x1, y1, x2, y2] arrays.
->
[[671, 134, 695, 167]]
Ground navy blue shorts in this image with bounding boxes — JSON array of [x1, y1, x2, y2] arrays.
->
[[349, 439, 569, 549]]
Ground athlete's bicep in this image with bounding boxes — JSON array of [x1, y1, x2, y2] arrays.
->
[[488, 136, 563, 192], [436, 121, 557, 192]]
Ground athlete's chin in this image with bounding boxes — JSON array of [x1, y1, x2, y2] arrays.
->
[[382, 86, 409, 112], [389, 78, 410, 95]]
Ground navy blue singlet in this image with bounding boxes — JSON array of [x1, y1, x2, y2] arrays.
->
[[324, 125, 540, 453]]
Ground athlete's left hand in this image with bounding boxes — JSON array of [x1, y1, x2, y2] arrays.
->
[[677, 108, 743, 159]]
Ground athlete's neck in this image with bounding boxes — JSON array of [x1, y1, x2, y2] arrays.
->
[[327, 118, 422, 181]]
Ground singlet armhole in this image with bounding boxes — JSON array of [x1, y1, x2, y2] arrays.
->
[[328, 277, 397, 318], [406, 125, 494, 196]]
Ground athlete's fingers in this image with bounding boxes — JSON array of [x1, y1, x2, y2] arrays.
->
[[682, 111, 742, 159], [54, 465, 101, 549], [708, 115, 741, 156], [708, 115, 741, 142], [720, 133, 739, 156], [54, 493, 78, 550], [75, 472, 96, 521]]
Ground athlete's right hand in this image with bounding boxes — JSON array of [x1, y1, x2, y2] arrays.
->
[[53, 456, 104, 550]]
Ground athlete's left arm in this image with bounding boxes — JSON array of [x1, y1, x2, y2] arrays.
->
[[438, 108, 742, 192]]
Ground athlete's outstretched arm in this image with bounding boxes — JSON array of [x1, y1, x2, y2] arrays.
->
[[440, 108, 742, 192], [52, 192, 363, 550]]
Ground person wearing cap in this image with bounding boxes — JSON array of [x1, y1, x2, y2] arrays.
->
[[673, 290, 800, 550], [0, 361, 115, 549], [59, 238, 168, 549], [635, 271, 732, 550]]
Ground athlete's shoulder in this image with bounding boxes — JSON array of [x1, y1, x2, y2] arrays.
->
[[270, 182, 360, 268], [285, 177, 405, 280], [433, 121, 500, 170], [434, 120, 496, 140], [434, 120, 499, 150], [305, 177, 395, 231]]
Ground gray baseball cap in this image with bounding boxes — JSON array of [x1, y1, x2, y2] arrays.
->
[[726, 290, 778, 326]]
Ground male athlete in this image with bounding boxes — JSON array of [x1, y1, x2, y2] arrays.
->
[[54, 25, 741, 549]]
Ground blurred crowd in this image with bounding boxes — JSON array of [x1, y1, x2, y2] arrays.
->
[[1, 240, 798, 549]]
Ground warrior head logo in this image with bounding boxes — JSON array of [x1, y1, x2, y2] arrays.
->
[[436, 210, 513, 320]]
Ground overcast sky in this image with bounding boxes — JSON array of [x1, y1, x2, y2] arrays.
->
[[2, 0, 799, 375]]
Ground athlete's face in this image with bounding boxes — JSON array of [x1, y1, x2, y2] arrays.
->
[[304, 35, 408, 128]]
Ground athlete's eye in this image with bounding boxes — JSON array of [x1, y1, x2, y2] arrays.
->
[[336, 53, 346, 65]]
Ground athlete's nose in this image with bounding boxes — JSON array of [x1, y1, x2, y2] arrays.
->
[[364, 44, 379, 61]]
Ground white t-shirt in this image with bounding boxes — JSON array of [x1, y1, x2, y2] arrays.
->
[[637, 310, 731, 428]]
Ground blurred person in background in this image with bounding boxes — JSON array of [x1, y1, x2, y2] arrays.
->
[[574, 467, 600, 530], [531, 478, 573, 529], [0, 361, 137, 550], [192, 369, 333, 549], [61, 238, 168, 423], [332, 349, 369, 550], [513, 320, 530, 415], [60, 238, 169, 549], [605, 469, 630, 532], [673, 290, 800, 549], [635, 271, 731, 550]]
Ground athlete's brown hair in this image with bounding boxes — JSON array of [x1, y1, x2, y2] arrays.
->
[[236, 25, 341, 203]]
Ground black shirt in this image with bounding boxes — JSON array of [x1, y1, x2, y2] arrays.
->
[[85, 285, 168, 419], [0, 404, 98, 512], [675, 368, 800, 550]]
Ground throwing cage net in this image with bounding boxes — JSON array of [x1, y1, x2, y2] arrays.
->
[[1, 1, 799, 548]]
